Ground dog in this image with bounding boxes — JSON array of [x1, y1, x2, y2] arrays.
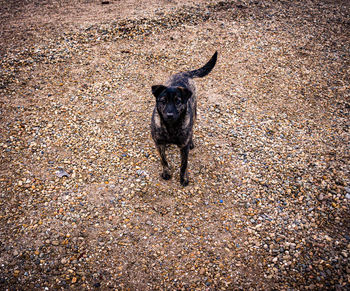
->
[[150, 51, 218, 186]]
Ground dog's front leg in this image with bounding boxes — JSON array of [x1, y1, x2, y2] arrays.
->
[[180, 144, 190, 186], [157, 144, 171, 180]]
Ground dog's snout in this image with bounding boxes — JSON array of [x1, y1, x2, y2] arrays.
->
[[167, 113, 174, 118]]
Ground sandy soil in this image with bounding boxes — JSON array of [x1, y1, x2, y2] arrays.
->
[[0, 0, 349, 289]]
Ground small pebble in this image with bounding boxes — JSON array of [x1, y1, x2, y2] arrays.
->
[[1, 1, 348, 290]]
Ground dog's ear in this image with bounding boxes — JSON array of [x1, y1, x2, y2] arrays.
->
[[152, 85, 167, 99], [177, 87, 192, 103]]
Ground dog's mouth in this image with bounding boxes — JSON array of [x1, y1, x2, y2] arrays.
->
[[163, 112, 177, 123], [164, 115, 180, 125], [164, 117, 176, 124]]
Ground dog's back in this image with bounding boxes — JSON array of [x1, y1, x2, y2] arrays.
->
[[167, 51, 218, 87]]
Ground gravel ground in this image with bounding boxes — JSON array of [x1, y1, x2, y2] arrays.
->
[[1, 0, 349, 289]]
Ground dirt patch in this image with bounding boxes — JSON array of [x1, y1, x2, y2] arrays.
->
[[0, 0, 349, 289]]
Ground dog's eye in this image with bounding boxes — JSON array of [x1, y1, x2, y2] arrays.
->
[[175, 98, 181, 105]]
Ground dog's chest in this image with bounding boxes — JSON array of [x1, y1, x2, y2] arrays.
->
[[151, 109, 192, 146]]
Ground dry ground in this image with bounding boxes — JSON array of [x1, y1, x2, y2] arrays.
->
[[0, 0, 349, 289]]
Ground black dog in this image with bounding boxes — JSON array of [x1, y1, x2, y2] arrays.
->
[[151, 51, 218, 186]]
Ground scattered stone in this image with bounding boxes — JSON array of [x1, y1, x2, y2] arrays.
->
[[56, 168, 69, 178], [1, 0, 349, 290]]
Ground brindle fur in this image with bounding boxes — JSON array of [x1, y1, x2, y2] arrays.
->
[[151, 51, 218, 186]]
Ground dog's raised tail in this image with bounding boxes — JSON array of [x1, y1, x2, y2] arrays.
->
[[187, 51, 218, 78]]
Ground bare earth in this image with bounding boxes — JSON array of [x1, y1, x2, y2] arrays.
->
[[0, 0, 349, 289]]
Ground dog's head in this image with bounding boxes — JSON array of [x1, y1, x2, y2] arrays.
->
[[152, 85, 192, 124]]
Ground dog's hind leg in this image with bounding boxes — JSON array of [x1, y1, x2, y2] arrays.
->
[[156, 144, 172, 180], [180, 144, 190, 186]]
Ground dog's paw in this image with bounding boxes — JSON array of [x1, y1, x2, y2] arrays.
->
[[180, 177, 189, 186], [189, 141, 195, 150], [161, 171, 172, 180]]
